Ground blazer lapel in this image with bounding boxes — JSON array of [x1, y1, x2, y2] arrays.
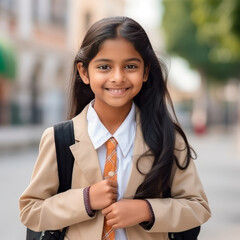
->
[[69, 105, 154, 197], [124, 110, 154, 199], [69, 105, 103, 184]]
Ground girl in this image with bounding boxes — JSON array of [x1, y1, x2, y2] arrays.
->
[[20, 16, 211, 240]]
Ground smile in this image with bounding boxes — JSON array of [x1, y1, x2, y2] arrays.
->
[[106, 88, 129, 95]]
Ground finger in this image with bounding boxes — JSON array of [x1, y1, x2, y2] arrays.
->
[[105, 186, 118, 197], [112, 193, 118, 200], [102, 206, 111, 216], [105, 212, 112, 220], [111, 187, 118, 194], [107, 180, 118, 187], [112, 223, 120, 229], [106, 218, 118, 227]]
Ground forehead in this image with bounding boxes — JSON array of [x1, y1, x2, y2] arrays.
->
[[92, 37, 143, 61]]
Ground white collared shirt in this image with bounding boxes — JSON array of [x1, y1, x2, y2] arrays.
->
[[87, 101, 136, 240]]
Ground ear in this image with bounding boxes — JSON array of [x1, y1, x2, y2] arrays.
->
[[143, 65, 150, 82], [77, 62, 90, 84]]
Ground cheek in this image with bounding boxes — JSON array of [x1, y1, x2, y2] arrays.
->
[[132, 80, 144, 95], [137, 82, 144, 93], [89, 78, 106, 94], [89, 70, 107, 82], [133, 74, 145, 86]]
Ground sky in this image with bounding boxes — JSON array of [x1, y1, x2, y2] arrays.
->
[[125, 0, 162, 29]]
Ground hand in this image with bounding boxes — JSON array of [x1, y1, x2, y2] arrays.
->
[[101, 199, 151, 229], [89, 180, 118, 210]]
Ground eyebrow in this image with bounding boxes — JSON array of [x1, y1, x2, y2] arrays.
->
[[93, 58, 142, 63]]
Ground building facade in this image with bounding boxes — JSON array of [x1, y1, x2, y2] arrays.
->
[[0, 0, 125, 125]]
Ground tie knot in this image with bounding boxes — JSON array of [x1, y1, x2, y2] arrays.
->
[[106, 137, 118, 151]]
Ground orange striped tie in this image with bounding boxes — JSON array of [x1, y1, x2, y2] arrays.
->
[[102, 137, 118, 240]]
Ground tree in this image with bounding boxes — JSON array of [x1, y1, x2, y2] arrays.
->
[[161, 0, 240, 131], [192, 0, 240, 62], [162, 0, 240, 81]]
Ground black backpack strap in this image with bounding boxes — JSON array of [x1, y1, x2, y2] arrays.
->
[[54, 120, 75, 240], [26, 120, 75, 240], [54, 120, 75, 193]]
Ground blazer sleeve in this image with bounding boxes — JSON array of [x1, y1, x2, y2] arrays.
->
[[19, 127, 95, 232], [146, 135, 211, 233]]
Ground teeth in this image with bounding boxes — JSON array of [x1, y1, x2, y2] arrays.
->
[[109, 89, 125, 93]]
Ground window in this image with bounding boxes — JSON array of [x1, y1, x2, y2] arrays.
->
[[0, 0, 17, 16], [50, 0, 67, 26]]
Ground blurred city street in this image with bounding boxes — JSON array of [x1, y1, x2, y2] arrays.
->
[[190, 127, 240, 240], [0, 126, 240, 239]]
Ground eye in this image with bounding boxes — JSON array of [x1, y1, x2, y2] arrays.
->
[[125, 64, 138, 69], [98, 65, 110, 70]]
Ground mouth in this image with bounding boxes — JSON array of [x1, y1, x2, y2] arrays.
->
[[105, 88, 129, 95]]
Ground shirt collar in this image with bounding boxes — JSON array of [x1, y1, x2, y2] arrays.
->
[[87, 100, 136, 157]]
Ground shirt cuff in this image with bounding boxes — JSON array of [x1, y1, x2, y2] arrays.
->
[[139, 200, 155, 230], [83, 186, 96, 217]]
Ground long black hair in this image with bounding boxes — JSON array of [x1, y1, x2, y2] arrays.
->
[[68, 16, 196, 198]]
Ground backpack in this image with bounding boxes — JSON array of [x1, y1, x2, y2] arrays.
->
[[163, 189, 201, 240], [26, 120, 75, 240]]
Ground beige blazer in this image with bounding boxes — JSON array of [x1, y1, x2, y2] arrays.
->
[[19, 105, 211, 240]]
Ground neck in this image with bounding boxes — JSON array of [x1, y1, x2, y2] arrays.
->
[[93, 103, 132, 134]]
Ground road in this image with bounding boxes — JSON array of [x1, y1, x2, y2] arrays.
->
[[190, 129, 240, 239], [0, 146, 38, 240], [0, 129, 240, 239]]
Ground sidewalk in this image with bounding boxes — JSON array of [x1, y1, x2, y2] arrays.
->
[[0, 125, 46, 152], [1, 124, 239, 152], [201, 225, 240, 240]]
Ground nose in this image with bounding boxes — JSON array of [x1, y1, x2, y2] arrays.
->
[[111, 67, 125, 83]]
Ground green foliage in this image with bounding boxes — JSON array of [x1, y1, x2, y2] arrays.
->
[[162, 0, 240, 81], [192, 0, 240, 61], [162, 0, 209, 66], [232, 0, 240, 37], [0, 38, 17, 81]]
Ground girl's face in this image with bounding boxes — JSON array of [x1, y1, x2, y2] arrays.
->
[[78, 37, 149, 113]]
